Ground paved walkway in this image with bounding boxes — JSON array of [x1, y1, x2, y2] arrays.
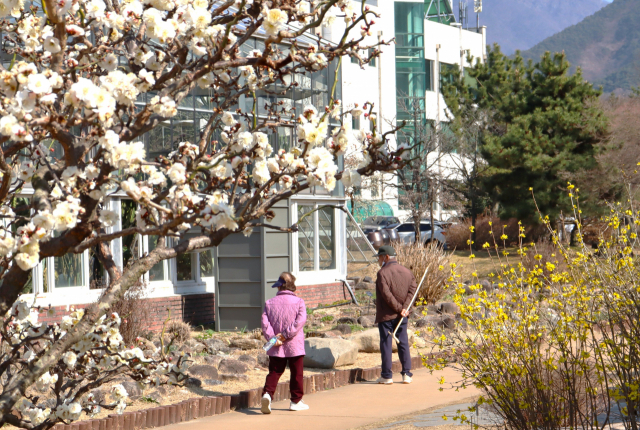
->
[[163, 368, 479, 430]]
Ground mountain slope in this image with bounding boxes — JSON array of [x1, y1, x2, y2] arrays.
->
[[473, 0, 607, 55], [519, 0, 640, 93]]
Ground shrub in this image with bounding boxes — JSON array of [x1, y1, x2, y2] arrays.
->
[[423, 190, 640, 430], [100, 280, 152, 346], [393, 241, 449, 304], [445, 214, 546, 250], [163, 320, 192, 344]]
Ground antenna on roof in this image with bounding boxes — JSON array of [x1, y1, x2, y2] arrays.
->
[[459, 0, 468, 28], [474, 0, 482, 29]]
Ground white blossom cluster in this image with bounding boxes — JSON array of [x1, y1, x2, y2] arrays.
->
[[0, 1, 408, 425], [4, 300, 191, 428]]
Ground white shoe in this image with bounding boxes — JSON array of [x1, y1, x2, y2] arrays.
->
[[376, 377, 393, 385], [402, 374, 412, 384], [289, 400, 309, 411], [261, 393, 271, 414]]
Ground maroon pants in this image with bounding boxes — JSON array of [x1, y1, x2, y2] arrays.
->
[[262, 355, 304, 403]]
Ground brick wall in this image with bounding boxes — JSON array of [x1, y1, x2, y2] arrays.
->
[[38, 293, 215, 332], [296, 282, 348, 309]]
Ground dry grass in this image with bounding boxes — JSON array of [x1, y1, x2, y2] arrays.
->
[[393, 241, 450, 304]]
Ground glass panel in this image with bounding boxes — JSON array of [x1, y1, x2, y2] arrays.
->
[[297, 205, 315, 271], [146, 118, 172, 160], [200, 250, 215, 278], [173, 109, 196, 146], [148, 236, 167, 282], [271, 126, 293, 152], [54, 253, 84, 288], [89, 246, 106, 289], [176, 253, 194, 281], [121, 200, 140, 268], [318, 207, 335, 270]]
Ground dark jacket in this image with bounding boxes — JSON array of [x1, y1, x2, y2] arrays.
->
[[375, 260, 418, 323]]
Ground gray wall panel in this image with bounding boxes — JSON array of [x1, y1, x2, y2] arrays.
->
[[217, 282, 262, 307], [218, 257, 261, 281], [269, 207, 289, 228], [264, 232, 290, 255], [265, 256, 290, 281], [218, 232, 261, 256], [218, 307, 262, 331]]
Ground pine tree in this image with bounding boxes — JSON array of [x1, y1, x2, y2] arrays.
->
[[444, 46, 608, 221]]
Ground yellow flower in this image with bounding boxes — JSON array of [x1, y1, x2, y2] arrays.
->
[[482, 242, 490, 249], [469, 226, 475, 233], [500, 234, 508, 240]]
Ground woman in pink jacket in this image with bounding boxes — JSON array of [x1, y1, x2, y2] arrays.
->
[[261, 272, 308, 414]]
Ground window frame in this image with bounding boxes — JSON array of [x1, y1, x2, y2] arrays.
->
[[292, 200, 340, 284]]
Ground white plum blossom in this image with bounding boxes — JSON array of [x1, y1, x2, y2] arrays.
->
[[262, 8, 288, 37]]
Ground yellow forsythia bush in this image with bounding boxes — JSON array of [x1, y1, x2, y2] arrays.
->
[[422, 185, 640, 430]]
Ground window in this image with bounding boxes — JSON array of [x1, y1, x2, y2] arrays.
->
[[200, 250, 215, 278], [297, 205, 315, 272], [369, 48, 376, 67], [352, 116, 360, 130], [351, 53, 359, 64], [396, 224, 415, 233], [297, 204, 336, 272], [426, 59, 434, 91], [440, 63, 457, 88]]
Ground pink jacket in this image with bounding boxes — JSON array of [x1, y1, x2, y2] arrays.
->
[[261, 290, 307, 357]]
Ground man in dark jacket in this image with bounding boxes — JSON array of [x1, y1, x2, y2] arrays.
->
[[375, 245, 417, 384]]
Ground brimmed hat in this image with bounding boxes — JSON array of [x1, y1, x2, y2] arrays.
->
[[377, 245, 396, 257], [271, 277, 285, 288]]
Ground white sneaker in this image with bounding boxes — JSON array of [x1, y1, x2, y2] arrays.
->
[[402, 374, 412, 384], [289, 400, 309, 411], [261, 393, 271, 414], [376, 377, 393, 385]]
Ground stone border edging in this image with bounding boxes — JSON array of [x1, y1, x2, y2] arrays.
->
[[48, 357, 421, 430]]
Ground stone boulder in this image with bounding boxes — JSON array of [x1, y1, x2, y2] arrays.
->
[[363, 276, 373, 283], [436, 302, 459, 315], [355, 282, 375, 291], [321, 330, 342, 338], [203, 355, 224, 368], [188, 364, 219, 380], [334, 324, 352, 335], [121, 380, 143, 400], [357, 316, 375, 328], [256, 353, 270, 368], [204, 338, 228, 354], [184, 377, 202, 388], [415, 315, 455, 329], [218, 358, 250, 374], [229, 338, 262, 350], [237, 354, 257, 368], [349, 328, 414, 353], [337, 316, 357, 325], [303, 338, 359, 369]]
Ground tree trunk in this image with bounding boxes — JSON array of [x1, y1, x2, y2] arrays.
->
[[414, 214, 421, 244], [430, 203, 435, 243], [471, 186, 477, 252]]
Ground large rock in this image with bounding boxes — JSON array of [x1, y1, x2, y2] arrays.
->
[[188, 364, 219, 380], [121, 380, 143, 400], [256, 353, 270, 368], [204, 338, 228, 354], [436, 302, 459, 315], [357, 315, 375, 328], [415, 315, 455, 329], [355, 282, 375, 291], [218, 358, 250, 374], [237, 354, 257, 368], [203, 355, 224, 368], [337, 316, 357, 325], [303, 338, 359, 369], [349, 328, 414, 353], [334, 324, 352, 335], [229, 338, 262, 350]]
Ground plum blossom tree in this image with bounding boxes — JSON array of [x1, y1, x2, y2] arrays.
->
[[0, 0, 409, 427]]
